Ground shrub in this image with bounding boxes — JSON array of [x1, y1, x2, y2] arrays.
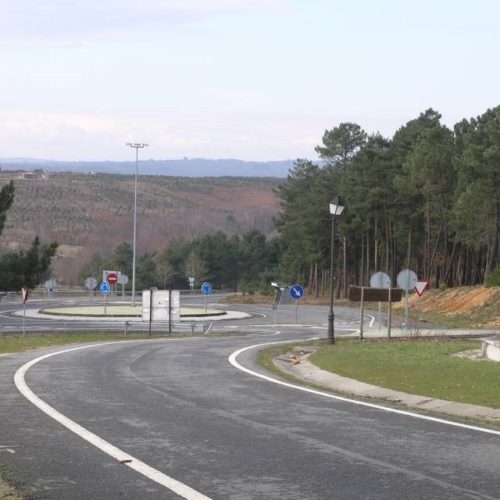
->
[[485, 267, 500, 287]]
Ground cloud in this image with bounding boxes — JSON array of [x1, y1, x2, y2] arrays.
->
[[2, 0, 286, 45], [0, 107, 320, 161]]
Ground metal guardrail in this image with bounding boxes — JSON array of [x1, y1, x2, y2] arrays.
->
[[0, 289, 229, 301], [0, 319, 213, 336]]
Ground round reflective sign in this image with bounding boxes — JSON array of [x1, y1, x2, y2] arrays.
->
[[397, 269, 418, 291], [370, 272, 391, 289]]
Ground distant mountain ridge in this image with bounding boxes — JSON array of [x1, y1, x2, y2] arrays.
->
[[0, 158, 295, 177]]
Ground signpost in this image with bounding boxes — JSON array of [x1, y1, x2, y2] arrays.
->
[[414, 280, 430, 329], [397, 269, 418, 329], [289, 284, 304, 324], [201, 281, 213, 313], [370, 272, 391, 333], [349, 285, 402, 340], [85, 277, 98, 290], [117, 274, 129, 297], [100, 281, 110, 314]]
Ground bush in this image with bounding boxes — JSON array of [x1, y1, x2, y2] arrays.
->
[[485, 267, 500, 287]]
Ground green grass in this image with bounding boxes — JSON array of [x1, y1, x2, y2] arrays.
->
[[310, 339, 500, 408], [0, 332, 156, 354]]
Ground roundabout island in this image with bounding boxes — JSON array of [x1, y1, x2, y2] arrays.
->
[[39, 304, 227, 318]]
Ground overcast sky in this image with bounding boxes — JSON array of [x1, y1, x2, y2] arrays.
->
[[1, 0, 499, 161]]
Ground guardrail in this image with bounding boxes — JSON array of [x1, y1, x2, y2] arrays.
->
[[0, 319, 213, 337], [0, 290, 230, 301]]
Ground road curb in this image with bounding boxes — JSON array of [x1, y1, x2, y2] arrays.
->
[[273, 350, 500, 422]]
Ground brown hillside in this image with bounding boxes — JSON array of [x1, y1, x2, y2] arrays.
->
[[0, 173, 282, 284], [392, 286, 500, 328]]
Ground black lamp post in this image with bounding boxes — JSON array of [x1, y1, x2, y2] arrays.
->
[[327, 196, 344, 344]]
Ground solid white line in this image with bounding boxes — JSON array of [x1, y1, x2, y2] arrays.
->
[[14, 342, 211, 500], [367, 314, 376, 328], [228, 340, 500, 437]]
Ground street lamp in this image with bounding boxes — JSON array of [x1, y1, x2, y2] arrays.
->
[[126, 142, 148, 306], [327, 196, 345, 344]]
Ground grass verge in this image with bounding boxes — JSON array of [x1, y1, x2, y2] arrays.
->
[[309, 339, 500, 408], [0, 332, 163, 355], [259, 338, 500, 411]]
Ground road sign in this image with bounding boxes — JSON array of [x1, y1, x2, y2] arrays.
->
[[100, 281, 111, 295], [102, 270, 121, 283], [107, 272, 118, 285], [44, 278, 57, 290], [348, 286, 402, 302], [21, 287, 29, 304], [397, 269, 418, 291], [117, 274, 129, 286], [201, 282, 213, 295], [85, 277, 98, 290], [415, 280, 429, 297], [370, 272, 391, 289], [289, 284, 304, 300]]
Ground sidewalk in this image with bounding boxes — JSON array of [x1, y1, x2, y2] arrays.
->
[[273, 347, 500, 423]]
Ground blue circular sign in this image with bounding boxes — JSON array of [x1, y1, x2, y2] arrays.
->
[[100, 281, 111, 295], [201, 281, 213, 295], [289, 284, 304, 300]]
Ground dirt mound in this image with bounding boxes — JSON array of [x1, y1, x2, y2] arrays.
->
[[393, 286, 500, 328]]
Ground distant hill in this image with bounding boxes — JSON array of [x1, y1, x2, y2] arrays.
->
[[0, 172, 283, 285], [0, 158, 295, 177]]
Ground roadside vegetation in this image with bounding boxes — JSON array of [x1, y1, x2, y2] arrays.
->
[[0, 332, 159, 355], [260, 338, 500, 409]]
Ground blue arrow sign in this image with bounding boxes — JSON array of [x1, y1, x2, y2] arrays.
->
[[289, 284, 304, 300], [201, 281, 213, 295], [100, 281, 111, 295]]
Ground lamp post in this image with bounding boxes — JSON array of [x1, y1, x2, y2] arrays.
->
[[327, 196, 344, 344], [126, 142, 148, 307]]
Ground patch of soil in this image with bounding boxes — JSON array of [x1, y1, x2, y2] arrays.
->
[[393, 286, 500, 328]]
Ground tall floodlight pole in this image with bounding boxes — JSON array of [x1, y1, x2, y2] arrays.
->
[[126, 142, 148, 307], [327, 196, 345, 345]]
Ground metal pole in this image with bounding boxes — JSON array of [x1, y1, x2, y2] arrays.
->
[[127, 143, 148, 307], [132, 146, 138, 307], [327, 214, 335, 344]]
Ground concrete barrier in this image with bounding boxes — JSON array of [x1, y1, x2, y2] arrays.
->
[[481, 336, 500, 362]]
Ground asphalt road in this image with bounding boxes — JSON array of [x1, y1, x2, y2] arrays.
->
[[1, 299, 499, 498]]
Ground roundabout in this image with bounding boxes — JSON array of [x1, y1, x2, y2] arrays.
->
[[38, 304, 227, 318]]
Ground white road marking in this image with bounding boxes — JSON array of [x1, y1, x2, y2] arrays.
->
[[367, 314, 376, 328], [14, 342, 211, 500], [228, 340, 500, 437]]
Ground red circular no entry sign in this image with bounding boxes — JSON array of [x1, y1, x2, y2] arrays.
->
[[107, 272, 118, 284]]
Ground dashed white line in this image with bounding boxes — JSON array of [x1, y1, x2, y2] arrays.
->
[[228, 340, 500, 437], [14, 342, 211, 500]]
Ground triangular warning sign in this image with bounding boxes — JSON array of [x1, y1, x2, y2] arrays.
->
[[414, 281, 429, 297]]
